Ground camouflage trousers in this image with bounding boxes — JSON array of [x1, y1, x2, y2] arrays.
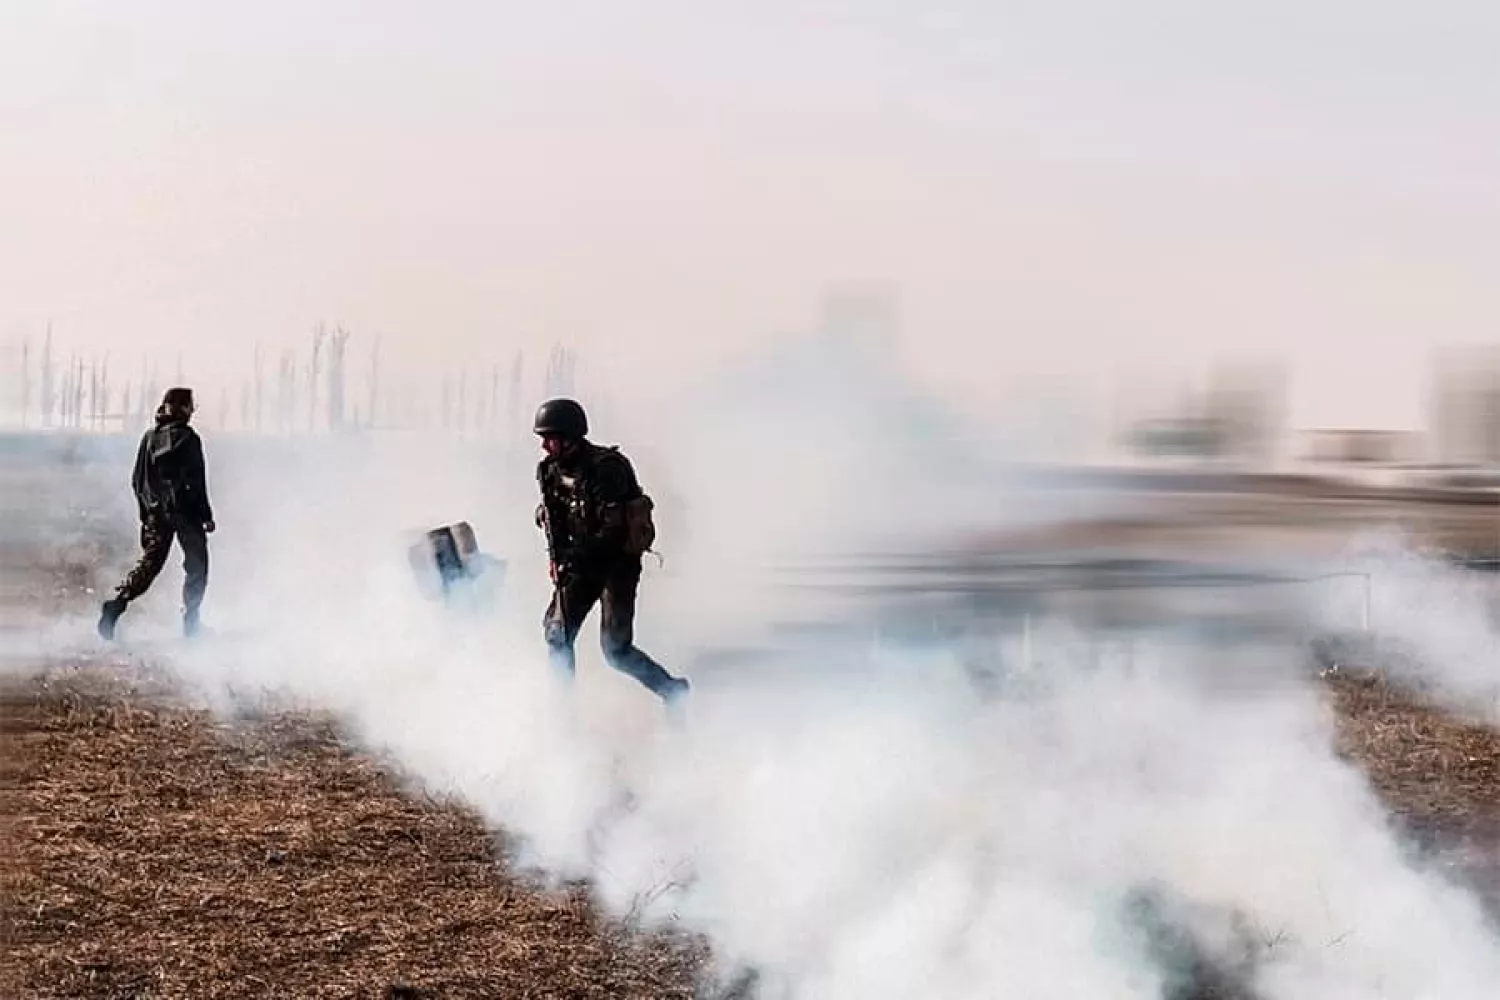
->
[[543, 557, 678, 697], [114, 513, 209, 615]]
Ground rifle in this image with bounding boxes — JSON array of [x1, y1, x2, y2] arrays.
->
[[537, 497, 569, 641]]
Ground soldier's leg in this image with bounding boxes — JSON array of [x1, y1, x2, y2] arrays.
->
[[599, 560, 687, 700], [118, 516, 176, 601], [100, 516, 174, 639], [177, 519, 210, 635], [543, 573, 603, 680]]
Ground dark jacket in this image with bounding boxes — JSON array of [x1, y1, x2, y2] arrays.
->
[[535, 441, 642, 571], [132, 404, 214, 524]]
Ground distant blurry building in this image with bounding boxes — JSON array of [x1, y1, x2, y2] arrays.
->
[[1202, 362, 1288, 467], [1119, 360, 1287, 468], [1126, 417, 1229, 461], [1303, 429, 1418, 465], [1429, 346, 1500, 468]]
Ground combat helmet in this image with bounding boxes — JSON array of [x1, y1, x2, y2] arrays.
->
[[533, 398, 588, 439]]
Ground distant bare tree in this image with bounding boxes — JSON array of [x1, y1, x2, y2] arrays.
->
[[308, 324, 328, 433], [56, 363, 69, 428], [330, 326, 351, 431], [507, 350, 525, 436], [544, 343, 576, 398], [143, 362, 159, 425], [253, 343, 265, 432], [278, 350, 298, 434], [366, 335, 381, 430], [39, 326, 55, 429], [19, 335, 30, 428], [57, 359, 69, 428], [146, 361, 161, 424], [71, 357, 84, 429], [97, 355, 111, 431]]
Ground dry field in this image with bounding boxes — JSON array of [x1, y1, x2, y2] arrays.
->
[[0, 664, 710, 1000], [3, 659, 1497, 1000], [2, 448, 1495, 999]]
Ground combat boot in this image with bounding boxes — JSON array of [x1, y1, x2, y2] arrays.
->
[[183, 606, 202, 638], [97, 598, 128, 640]]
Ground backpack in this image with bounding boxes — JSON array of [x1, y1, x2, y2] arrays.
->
[[593, 445, 657, 558], [621, 493, 657, 557]]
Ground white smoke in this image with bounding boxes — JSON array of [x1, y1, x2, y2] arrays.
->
[[15, 335, 1500, 998], [1310, 528, 1500, 723]]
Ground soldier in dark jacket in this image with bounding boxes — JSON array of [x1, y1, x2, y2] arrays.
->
[[98, 387, 216, 639], [533, 398, 689, 705]]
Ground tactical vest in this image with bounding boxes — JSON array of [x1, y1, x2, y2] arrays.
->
[[539, 445, 656, 558]]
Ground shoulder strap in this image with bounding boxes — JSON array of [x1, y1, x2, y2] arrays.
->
[[586, 444, 642, 494]]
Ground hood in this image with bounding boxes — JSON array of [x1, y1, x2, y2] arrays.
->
[[154, 402, 192, 427]]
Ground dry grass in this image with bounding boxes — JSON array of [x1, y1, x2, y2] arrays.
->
[[0, 666, 709, 1000], [3, 663, 1496, 1000], [1324, 670, 1500, 905]]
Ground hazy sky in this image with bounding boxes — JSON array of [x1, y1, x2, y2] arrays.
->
[[3, 1, 1497, 431]]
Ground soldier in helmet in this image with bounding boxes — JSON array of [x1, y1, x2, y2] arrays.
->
[[98, 387, 216, 640], [532, 397, 690, 706]]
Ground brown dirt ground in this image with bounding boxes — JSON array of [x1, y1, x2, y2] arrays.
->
[[1324, 671, 1500, 904], [2, 662, 1496, 1000], [0, 664, 712, 1000]]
